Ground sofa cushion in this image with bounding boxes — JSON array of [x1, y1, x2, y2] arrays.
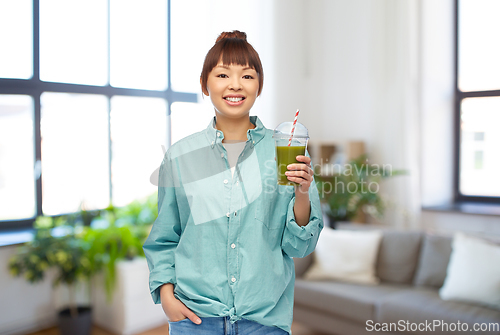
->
[[376, 230, 422, 284], [377, 287, 500, 335], [413, 233, 453, 288], [294, 279, 409, 323]]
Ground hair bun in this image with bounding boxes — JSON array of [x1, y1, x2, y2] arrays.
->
[[215, 30, 247, 43]]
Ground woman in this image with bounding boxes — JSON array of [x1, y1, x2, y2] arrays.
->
[[143, 30, 323, 335]]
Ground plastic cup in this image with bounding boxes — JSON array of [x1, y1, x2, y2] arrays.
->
[[272, 122, 309, 186]]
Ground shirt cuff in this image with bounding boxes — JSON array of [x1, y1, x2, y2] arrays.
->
[[149, 270, 176, 304], [285, 196, 322, 241]]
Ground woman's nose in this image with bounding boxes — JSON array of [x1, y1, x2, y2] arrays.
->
[[229, 77, 242, 90]]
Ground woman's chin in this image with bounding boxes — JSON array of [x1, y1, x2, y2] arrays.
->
[[215, 110, 251, 119]]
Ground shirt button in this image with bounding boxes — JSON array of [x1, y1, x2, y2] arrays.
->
[[223, 179, 228, 184], [231, 277, 236, 283], [236, 181, 239, 186], [226, 212, 230, 217], [231, 243, 236, 249], [217, 132, 221, 137], [221, 153, 224, 158], [253, 141, 255, 144]]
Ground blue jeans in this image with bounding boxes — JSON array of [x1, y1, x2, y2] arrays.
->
[[168, 316, 289, 335]]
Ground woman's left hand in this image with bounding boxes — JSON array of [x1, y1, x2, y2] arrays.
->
[[285, 155, 314, 193]]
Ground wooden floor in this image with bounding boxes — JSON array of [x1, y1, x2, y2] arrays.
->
[[27, 321, 328, 335]]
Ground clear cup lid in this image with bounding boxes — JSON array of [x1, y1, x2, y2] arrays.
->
[[273, 121, 309, 139]]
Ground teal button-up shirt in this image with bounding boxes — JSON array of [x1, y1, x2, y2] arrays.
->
[[143, 116, 323, 334]]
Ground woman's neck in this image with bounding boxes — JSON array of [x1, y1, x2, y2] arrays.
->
[[215, 113, 256, 142]]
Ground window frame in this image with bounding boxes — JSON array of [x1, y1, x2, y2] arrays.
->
[[453, 0, 500, 204], [0, 0, 197, 230]]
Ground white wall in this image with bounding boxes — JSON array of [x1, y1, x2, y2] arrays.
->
[[272, 0, 378, 143], [273, 0, 422, 228], [0, 246, 56, 335], [420, 0, 455, 207], [273, 0, 500, 233], [272, 0, 308, 129], [419, 0, 500, 233]]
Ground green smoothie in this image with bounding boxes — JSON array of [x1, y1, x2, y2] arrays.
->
[[276, 145, 306, 186]]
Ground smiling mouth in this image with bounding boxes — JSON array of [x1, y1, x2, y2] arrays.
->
[[224, 97, 245, 102]]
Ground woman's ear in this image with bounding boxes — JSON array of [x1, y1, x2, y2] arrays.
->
[[200, 77, 209, 96]]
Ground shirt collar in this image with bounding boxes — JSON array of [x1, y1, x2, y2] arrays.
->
[[205, 116, 267, 148]]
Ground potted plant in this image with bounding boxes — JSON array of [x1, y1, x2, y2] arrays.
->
[[85, 194, 166, 335], [73, 195, 155, 300], [314, 154, 406, 227], [8, 216, 95, 335], [8, 194, 158, 335], [83, 216, 146, 301]]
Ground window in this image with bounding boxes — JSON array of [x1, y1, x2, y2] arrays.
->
[[455, 0, 500, 202], [0, 0, 197, 229]]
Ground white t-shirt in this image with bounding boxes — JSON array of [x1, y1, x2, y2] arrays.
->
[[222, 140, 247, 178]]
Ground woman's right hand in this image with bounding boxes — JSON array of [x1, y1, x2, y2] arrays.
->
[[160, 283, 202, 324]]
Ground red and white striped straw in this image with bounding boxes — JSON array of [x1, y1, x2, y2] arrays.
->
[[288, 109, 300, 146]]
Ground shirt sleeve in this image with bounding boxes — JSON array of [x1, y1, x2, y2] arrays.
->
[[143, 152, 181, 304], [281, 172, 324, 259]]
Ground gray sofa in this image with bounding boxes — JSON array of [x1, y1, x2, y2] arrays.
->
[[293, 225, 500, 335]]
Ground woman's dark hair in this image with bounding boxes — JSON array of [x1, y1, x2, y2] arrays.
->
[[200, 30, 264, 96]]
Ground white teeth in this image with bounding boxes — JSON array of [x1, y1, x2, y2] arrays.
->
[[225, 97, 243, 102]]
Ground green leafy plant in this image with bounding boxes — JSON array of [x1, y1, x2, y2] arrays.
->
[[8, 192, 157, 310], [83, 224, 145, 301], [8, 216, 95, 317], [76, 193, 156, 300], [314, 154, 407, 223], [114, 195, 157, 227]]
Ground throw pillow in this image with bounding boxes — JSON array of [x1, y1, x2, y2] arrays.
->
[[376, 230, 422, 284], [413, 233, 453, 288], [335, 225, 423, 283], [439, 232, 500, 309], [303, 227, 383, 284]]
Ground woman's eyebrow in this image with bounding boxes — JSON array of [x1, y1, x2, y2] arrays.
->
[[215, 64, 254, 71]]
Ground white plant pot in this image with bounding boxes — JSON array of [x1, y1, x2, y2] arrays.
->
[[92, 258, 167, 335]]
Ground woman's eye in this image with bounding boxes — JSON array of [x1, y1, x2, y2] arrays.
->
[[243, 75, 254, 79], [217, 74, 228, 78]]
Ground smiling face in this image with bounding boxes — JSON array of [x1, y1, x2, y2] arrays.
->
[[203, 62, 259, 120]]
